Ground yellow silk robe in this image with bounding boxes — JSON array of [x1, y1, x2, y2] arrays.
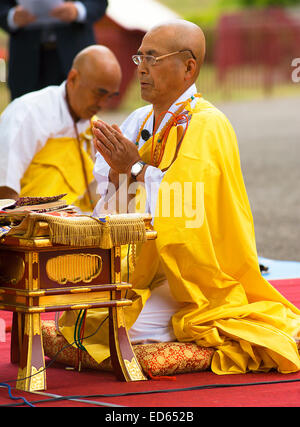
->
[[60, 98, 300, 374]]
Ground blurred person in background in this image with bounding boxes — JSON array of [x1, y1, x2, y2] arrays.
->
[[0, 0, 108, 99], [0, 45, 122, 213]]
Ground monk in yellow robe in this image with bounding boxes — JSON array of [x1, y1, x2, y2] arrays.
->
[[60, 20, 300, 375], [0, 45, 121, 212]]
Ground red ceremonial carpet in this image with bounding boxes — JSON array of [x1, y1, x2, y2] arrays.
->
[[1, 257, 300, 408]]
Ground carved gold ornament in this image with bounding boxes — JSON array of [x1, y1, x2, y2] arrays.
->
[[46, 253, 102, 285], [124, 357, 146, 381]]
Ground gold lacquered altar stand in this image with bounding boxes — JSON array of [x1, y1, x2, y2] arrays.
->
[[0, 213, 156, 391]]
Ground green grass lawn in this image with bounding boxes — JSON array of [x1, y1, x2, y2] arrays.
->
[[159, 0, 218, 16], [159, 0, 243, 26], [0, 84, 10, 113]]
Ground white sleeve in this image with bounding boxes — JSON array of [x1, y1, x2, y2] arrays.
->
[[7, 7, 18, 30], [93, 109, 141, 213], [144, 166, 166, 219], [93, 152, 110, 196], [0, 101, 48, 193], [74, 2, 87, 22]]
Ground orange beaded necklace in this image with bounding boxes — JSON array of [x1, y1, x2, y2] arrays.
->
[[135, 93, 201, 167]]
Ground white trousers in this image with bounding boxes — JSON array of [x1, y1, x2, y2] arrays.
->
[[128, 280, 183, 344]]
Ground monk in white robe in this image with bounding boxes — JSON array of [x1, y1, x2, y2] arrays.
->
[[0, 45, 121, 212]]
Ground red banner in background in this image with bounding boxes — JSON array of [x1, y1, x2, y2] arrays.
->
[[0, 318, 6, 343]]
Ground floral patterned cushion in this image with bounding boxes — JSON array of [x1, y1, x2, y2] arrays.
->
[[134, 342, 214, 376], [42, 320, 214, 377], [42, 320, 112, 372]]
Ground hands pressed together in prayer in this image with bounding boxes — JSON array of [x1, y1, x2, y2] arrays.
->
[[92, 120, 145, 180]]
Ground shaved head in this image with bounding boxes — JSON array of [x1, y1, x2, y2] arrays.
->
[[136, 19, 206, 113], [72, 45, 121, 79], [66, 45, 122, 120], [145, 19, 206, 81]]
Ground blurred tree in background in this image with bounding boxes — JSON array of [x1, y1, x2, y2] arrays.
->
[[237, 0, 300, 6]]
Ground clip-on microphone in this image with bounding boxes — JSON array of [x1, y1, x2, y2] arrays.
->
[[141, 129, 151, 141]]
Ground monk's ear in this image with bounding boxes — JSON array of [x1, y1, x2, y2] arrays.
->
[[67, 68, 79, 88], [184, 58, 197, 81]]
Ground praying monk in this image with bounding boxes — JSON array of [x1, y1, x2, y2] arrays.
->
[[0, 45, 121, 212], [60, 20, 300, 375]]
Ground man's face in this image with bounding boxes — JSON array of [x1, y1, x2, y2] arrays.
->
[[67, 68, 120, 120], [136, 30, 187, 108]]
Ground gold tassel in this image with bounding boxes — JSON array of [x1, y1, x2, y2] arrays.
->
[[7, 213, 147, 249]]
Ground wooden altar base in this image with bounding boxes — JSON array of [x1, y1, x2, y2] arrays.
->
[[0, 236, 147, 392]]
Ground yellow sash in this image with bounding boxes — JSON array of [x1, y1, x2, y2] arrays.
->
[[20, 134, 94, 212]]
